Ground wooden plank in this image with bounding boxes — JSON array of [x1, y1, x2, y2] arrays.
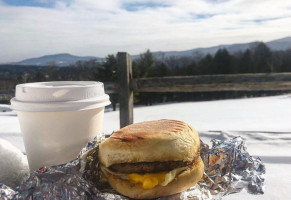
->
[[117, 52, 133, 128], [133, 73, 291, 92], [134, 81, 291, 92], [99, 73, 291, 94]]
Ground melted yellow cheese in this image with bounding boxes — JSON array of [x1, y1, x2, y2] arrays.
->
[[127, 167, 187, 189], [127, 173, 166, 189]]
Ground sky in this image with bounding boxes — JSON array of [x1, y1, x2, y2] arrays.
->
[[0, 0, 290, 62]]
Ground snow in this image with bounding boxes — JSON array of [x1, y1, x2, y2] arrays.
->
[[103, 94, 291, 134], [0, 139, 29, 189], [0, 111, 24, 152], [0, 104, 12, 112], [0, 94, 291, 199]]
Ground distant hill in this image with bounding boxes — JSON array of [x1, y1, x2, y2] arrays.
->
[[265, 37, 291, 51], [145, 36, 291, 60], [12, 53, 103, 67], [6, 36, 291, 66], [142, 41, 259, 60]]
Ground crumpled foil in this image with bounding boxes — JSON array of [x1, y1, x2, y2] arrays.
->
[[0, 135, 265, 200], [176, 137, 265, 200], [0, 184, 16, 200]]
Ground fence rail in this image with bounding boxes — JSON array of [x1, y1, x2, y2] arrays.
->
[[105, 72, 291, 93], [133, 74, 291, 92]]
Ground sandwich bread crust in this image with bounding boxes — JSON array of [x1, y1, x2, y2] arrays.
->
[[99, 119, 200, 167]]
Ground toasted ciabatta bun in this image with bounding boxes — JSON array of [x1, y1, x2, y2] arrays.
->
[[106, 156, 204, 199], [99, 119, 200, 167]]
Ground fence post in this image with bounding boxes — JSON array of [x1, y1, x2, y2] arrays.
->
[[117, 52, 133, 128]]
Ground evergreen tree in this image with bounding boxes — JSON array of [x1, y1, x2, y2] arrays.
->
[[101, 54, 117, 82], [252, 42, 272, 72], [185, 61, 198, 75], [46, 66, 59, 81], [198, 54, 214, 75], [238, 49, 253, 73], [155, 63, 169, 77], [213, 48, 232, 74], [281, 49, 291, 72], [271, 51, 283, 72], [136, 49, 154, 78], [33, 72, 46, 82]]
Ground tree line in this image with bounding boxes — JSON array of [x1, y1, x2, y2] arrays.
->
[[132, 42, 291, 78], [1, 42, 291, 105]]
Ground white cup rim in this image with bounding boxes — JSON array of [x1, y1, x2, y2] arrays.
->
[[10, 95, 111, 112], [10, 81, 111, 112]]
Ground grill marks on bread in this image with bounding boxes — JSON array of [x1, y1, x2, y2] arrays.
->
[[110, 120, 187, 142], [111, 131, 147, 142]]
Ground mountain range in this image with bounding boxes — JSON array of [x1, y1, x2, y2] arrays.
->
[[9, 54, 103, 67], [148, 36, 291, 60], [8, 36, 291, 67]]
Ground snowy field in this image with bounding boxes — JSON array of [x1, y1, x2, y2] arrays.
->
[[1, 94, 291, 199]]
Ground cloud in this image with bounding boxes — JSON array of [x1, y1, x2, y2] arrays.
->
[[0, 0, 290, 62]]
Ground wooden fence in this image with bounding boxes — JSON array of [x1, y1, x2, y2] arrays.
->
[[116, 52, 291, 128], [2, 52, 291, 128]]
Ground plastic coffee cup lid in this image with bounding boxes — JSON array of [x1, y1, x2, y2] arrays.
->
[[10, 81, 111, 112]]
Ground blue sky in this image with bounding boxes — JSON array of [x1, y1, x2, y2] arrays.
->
[[0, 0, 290, 62], [2, 0, 54, 7], [122, 2, 170, 12], [2, 0, 169, 10]]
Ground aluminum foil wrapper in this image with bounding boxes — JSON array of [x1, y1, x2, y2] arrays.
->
[[0, 135, 265, 200], [0, 184, 17, 200], [176, 136, 266, 200]]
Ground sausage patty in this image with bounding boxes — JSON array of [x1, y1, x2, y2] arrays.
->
[[109, 160, 193, 173]]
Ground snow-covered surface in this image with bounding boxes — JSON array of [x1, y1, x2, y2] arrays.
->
[[0, 94, 291, 199], [103, 94, 291, 134], [0, 104, 12, 112], [0, 139, 29, 188]]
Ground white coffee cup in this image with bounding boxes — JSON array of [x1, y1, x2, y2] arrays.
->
[[10, 81, 111, 170]]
